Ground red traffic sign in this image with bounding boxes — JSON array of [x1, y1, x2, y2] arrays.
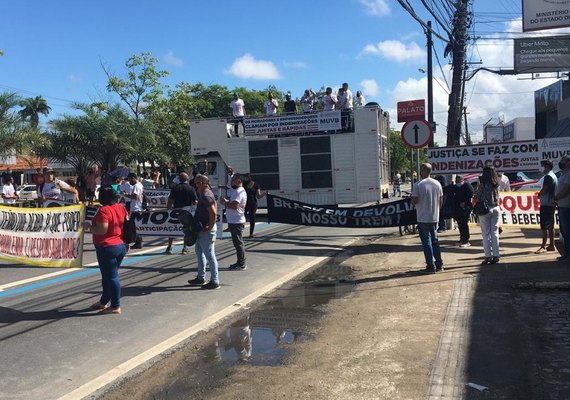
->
[[401, 119, 433, 149], [397, 99, 425, 123]]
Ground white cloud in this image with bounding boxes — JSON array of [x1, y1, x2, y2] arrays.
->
[[360, 40, 424, 62], [68, 73, 83, 84], [225, 53, 281, 80], [359, 0, 390, 16], [284, 61, 308, 69], [360, 79, 379, 96], [163, 51, 183, 68]]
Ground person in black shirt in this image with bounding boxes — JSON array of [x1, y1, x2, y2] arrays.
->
[[283, 92, 297, 114], [243, 174, 267, 238], [453, 175, 474, 247], [166, 172, 198, 254]]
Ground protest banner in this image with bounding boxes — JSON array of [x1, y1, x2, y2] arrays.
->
[[244, 111, 341, 137], [427, 140, 541, 174], [0, 204, 85, 267], [267, 194, 416, 228], [144, 188, 171, 209], [130, 206, 196, 237]]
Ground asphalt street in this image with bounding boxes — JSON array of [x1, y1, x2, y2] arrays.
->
[[0, 220, 392, 400]]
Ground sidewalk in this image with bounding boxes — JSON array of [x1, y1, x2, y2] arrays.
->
[[101, 225, 570, 400]]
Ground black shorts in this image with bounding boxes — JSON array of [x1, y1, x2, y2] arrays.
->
[[540, 206, 555, 230]]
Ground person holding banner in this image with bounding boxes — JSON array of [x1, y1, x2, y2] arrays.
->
[[474, 166, 501, 265], [166, 172, 198, 255], [411, 163, 444, 273], [83, 187, 128, 314], [554, 155, 570, 261], [38, 168, 78, 203], [2, 175, 18, 204]]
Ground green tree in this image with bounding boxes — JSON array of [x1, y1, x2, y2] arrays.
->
[[18, 96, 51, 129], [42, 103, 135, 175], [390, 129, 411, 178], [103, 52, 169, 168]]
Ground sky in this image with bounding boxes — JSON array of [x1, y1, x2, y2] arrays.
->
[[1, 0, 569, 146]]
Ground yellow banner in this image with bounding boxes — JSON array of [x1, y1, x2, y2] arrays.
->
[[0, 204, 85, 267]]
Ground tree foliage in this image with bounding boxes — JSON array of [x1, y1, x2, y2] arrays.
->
[[18, 96, 51, 129]]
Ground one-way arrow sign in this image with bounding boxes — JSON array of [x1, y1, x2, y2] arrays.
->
[[401, 119, 433, 149]]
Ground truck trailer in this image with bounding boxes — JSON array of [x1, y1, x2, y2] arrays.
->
[[189, 106, 391, 206]]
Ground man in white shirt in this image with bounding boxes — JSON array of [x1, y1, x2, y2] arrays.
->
[[221, 174, 248, 270], [411, 163, 444, 273], [340, 82, 353, 131], [2, 176, 18, 204], [263, 92, 279, 116], [230, 93, 246, 136], [300, 89, 316, 113], [126, 173, 145, 249], [38, 168, 78, 203], [322, 87, 337, 111], [498, 172, 511, 191]]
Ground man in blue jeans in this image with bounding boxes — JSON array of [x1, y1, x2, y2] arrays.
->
[[412, 163, 444, 273]]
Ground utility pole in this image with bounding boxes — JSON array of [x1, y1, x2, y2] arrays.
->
[[427, 21, 434, 147], [446, 0, 471, 146]]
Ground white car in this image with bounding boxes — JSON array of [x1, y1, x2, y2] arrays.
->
[[16, 184, 38, 200]]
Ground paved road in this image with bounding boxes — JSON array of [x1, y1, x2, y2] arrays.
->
[[0, 221, 391, 400]]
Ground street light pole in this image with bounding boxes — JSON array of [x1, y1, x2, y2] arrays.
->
[[427, 21, 434, 147]]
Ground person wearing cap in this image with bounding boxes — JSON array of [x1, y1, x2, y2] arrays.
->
[[230, 93, 246, 137], [165, 172, 198, 255], [284, 92, 297, 114], [554, 155, 570, 261], [37, 168, 78, 202], [536, 160, 558, 254]]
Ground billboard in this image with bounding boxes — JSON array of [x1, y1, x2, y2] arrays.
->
[[522, 0, 570, 32], [396, 99, 425, 123], [535, 80, 563, 113], [514, 35, 570, 73]]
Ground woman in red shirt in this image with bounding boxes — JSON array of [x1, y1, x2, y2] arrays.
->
[[83, 187, 128, 314]]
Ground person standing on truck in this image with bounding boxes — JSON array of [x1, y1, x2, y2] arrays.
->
[[339, 82, 353, 131], [221, 174, 248, 271], [264, 92, 279, 116], [322, 87, 337, 111], [230, 93, 246, 136], [301, 89, 316, 113], [355, 90, 366, 107], [284, 92, 297, 114]]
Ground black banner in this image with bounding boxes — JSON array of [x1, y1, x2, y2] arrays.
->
[[267, 194, 417, 228]]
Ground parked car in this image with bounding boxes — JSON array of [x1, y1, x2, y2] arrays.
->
[[16, 184, 38, 200]]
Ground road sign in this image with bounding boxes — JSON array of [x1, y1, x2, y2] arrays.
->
[[401, 119, 433, 149], [397, 99, 425, 123]]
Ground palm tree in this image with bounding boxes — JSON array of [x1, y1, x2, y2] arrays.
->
[[19, 96, 51, 129]]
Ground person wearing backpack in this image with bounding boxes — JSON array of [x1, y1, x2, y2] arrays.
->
[[37, 168, 78, 203]]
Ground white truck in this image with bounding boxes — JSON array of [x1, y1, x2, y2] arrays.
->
[[189, 106, 391, 206]]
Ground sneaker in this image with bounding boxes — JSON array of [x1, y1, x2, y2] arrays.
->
[[436, 265, 444, 272], [459, 242, 471, 248], [546, 245, 556, 252], [201, 281, 220, 290], [188, 277, 206, 286], [437, 229, 446, 233], [165, 248, 173, 255], [181, 248, 189, 255], [490, 257, 500, 264], [131, 244, 142, 249], [229, 264, 247, 271], [423, 266, 436, 274]]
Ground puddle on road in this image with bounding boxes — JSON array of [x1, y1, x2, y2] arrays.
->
[[118, 262, 356, 400], [202, 263, 355, 367]]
